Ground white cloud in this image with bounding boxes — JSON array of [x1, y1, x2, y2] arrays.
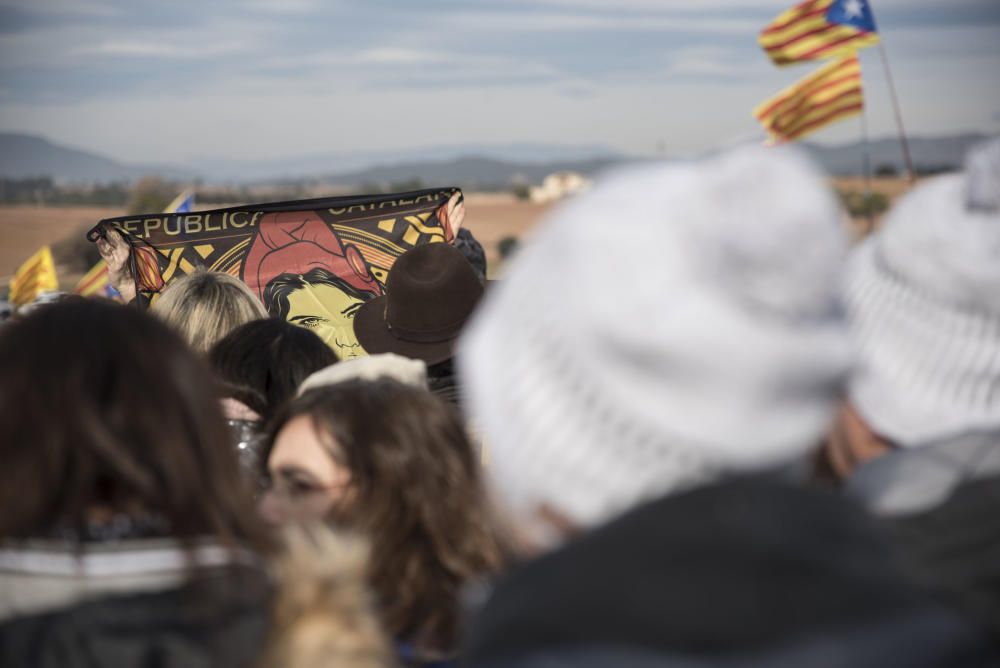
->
[[444, 10, 759, 35], [0, 14, 269, 69], [245, 0, 329, 14], [530, 0, 985, 10], [666, 45, 757, 77], [530, 0, 784, 9], [75, 40, 248, 59], [351, 48, 449, 65], [0, 0, 119, 17]]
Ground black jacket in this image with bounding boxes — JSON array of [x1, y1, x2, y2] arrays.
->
[[886, 473, 1000, 640], [465, 477, 995, 668], [0, 567, 270, 668]]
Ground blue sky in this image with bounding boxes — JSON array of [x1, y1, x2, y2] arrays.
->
[[0, 0, 997, 164]]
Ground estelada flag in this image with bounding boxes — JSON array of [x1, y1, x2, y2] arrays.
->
[[9, 246, 58, 306], [75, 191, 195, 298], [165, 191, 194, 214], [754, 54, 863, 143], [86, 188, 460, 358], [74, 260, 112, 297], [759, 0, 879, 66]]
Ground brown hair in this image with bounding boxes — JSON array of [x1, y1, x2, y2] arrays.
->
[[0, 299, 271, 552], [152, 269, 268, 353], [266, 379, 503, 652]]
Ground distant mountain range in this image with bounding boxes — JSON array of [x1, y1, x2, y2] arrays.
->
[[801, 133, 991, 175], [0, 133, 196, 183], [0, 131, 992, 187], [307, 155, 625, 191], [197, 143, 623, 182]]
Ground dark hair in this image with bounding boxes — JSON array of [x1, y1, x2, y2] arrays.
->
[[0, 299, 271, 552], [209, 318, 338, 420], [263, 267, 377, 320], [266, 379, 503, 653], [426, 358, 461, 406]]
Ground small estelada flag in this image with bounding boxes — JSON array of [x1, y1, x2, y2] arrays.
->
[[754, 54, 863, 143], [74, 259, 114, 297], [9, 246, 59, 306], [759, 0, 879, 67], [165, 191, 194, 214]]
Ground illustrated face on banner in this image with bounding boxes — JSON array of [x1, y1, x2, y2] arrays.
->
[[245, 212, 384, 357], [285, 283, 367, 358], [264, 268, 377, 359]]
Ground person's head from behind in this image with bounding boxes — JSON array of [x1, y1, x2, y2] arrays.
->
[[824, 137, 1000, 480], [260, 379, 502, 652], [353, 242, 485, 369], [458, 143, 852, 553], [209, 317, 338, 422], [152, 269, 268, 353], [0, 299, 267, 548]]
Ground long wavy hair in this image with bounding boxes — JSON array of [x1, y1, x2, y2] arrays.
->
[[266, 378, 503, 653]]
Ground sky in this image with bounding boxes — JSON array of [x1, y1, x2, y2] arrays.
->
[[0, 0, 998, 164]]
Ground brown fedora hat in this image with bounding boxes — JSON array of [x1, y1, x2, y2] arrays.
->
[[354, 242, 484, 365]]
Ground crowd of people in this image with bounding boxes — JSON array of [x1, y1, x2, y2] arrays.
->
[[1, 138, 998, 667]]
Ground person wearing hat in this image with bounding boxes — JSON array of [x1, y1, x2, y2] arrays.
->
[[298, 353, 429, 396], [822, 137, 1000, 638], [456, 144, 997, 665], [354, 241, 484, 406], [458, 143, 854, 551]]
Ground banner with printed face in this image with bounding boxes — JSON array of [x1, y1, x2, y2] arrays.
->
[[87, 188, 460, 358]]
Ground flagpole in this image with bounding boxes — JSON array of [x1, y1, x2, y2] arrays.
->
[[858, 106, 876, 235], [876, 41, 915, 183]]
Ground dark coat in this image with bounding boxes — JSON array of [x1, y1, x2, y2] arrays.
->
[[0, 567, 270, 668], [885, 473, 1000, 641], [465, 477, 996, 668]]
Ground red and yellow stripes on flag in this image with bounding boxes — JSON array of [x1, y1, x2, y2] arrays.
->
[[759, 0, 879, 66], [74, 259, 110, 296], [754, 54, 863, 143], [74, 244, 163, 299], [75, 191, 194, 299], [9, 246, 59, 306]]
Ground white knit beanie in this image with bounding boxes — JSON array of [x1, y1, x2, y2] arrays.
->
[[457, 144, 851, 539], [298, 353, 428, 395], [844, 137, 1000, 447]]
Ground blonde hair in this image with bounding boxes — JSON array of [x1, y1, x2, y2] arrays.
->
[[152, 270, 267, 352], [263, 525, 393, 668]]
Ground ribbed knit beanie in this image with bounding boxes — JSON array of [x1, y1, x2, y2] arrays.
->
[[844, 137, 1000, 446], [298, 354, 428, 394], [457, 144, 851, 541]]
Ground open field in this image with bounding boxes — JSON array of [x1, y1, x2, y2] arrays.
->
[[0, 205, 121, 286], [833, 176, 913, 200], [0, 195, 553, 286], [0, 179, 912, 288]]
